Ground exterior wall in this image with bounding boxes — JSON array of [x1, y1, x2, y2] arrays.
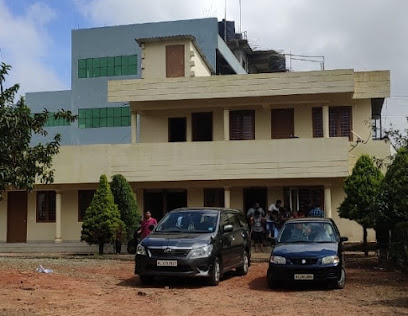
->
[[27, 192, 55, 241], [0, 194, 7, 242], [189, 42, 212, 77], [60, 190, 83, 241]]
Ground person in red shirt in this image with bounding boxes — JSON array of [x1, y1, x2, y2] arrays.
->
[[138, 211, 157, 239]]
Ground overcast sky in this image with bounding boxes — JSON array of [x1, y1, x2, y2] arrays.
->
[[0, 0, 407, 130]]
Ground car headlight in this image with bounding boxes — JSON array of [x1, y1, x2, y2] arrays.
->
[[270, 255, 286, 264], [322, 255, 339, 265], [136, 244, 147, 256], [189, 245, 213, 259]]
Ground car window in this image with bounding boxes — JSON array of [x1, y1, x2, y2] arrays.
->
[[278, 222, 336, 243], [227, 213, 240, 231], [236, 213, 248, 228], [156, 211, 218, 233]]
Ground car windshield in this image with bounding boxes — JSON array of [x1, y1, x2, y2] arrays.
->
[[155, 210, 219, 233], [278, 222, 337, 243]]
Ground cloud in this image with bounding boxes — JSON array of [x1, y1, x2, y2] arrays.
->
[[0, 0, 67, 96]]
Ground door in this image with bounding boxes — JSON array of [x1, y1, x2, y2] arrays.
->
[[166, 44, 185, 78], [243, 187, 267, 217], [7, 191, 28, 243], [271, 108, 294, 139], [192, 112, 213, 141]]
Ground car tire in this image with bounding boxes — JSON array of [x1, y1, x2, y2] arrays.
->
[[208, 257, 221, 286], [139, 275, 154, 285], [333, 266, 346, 289], [267, 271, 279, 289], [236, 251, 249, 276]]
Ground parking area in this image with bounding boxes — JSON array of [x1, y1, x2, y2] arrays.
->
[[0, 253, 407, 316]]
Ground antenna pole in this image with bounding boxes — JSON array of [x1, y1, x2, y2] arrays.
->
[[239, 0, 242, 33], [224, 0, 227, 40]]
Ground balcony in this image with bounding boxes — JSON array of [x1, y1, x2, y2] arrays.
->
[[51, 138, 349, 184]]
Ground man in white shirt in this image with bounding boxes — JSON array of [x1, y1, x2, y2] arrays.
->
[[266, 200, 282, 238]]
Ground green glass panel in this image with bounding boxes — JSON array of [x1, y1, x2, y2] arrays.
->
[[100, 57, 107, 67], [78, 109, 86, 118], [92, 118, 100, 128], [99, 118, 107, 127], [122, 55, 129, 65], [100, 67, 107, 76], [121, 65, 129, 76], [99, 107, 107, 118], [85, 119, 93, 128], [114, 117, 121, 126], [107, 67, 114, 76], [86, 58, 93, 68], [93, 58, 100, 67], [78, 69, 87, 78], [121, 106, 130, 116], [78, 118, 86, 128], [107, 57, 115, 67], [107, 117, 114, 127], [78, 59, 87, 69], [114, 56, 122, 66], [107, 107, 114, 118], [113, 107, 122, 117], [129, 65, 137, 75], [93, 108, 100, 119], [121, 117, 130, 126], [129, 55, 137, 65], [92, 67, 100, 77], [85, 109, 93, 119], [87, 68, 93, 78], [114, 66, 121, 76]]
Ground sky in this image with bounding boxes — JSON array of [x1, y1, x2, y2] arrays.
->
[[0, 0, 407, 131]]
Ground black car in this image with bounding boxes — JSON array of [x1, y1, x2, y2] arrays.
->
[[135, 207, 251, 285], [267, 218, 348, 289]]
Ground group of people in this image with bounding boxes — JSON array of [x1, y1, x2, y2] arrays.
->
[[247, 200, 324, 252]]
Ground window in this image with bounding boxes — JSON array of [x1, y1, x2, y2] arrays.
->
[[192, 112, 213, 141], [78, 106, 130, 129], [34, 112, 71, 127], [168, 117, 187, 142], [372, 116, 383, 140], [271, 109, 294, 139], [204, 189, 225, 207], [36, 191, 56, 222], [229, 110, 255, 140], [329, 106, 352, 140], [166, 45, 185, 78], [78, 55, 137, 78], [283, 187, 324, 215], [78, 190, 95, 222], [312, 107, 323, 138]]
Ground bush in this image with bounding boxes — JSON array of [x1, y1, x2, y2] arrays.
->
[[81, 175, 126, 254]]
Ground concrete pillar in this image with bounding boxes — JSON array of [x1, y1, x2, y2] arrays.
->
[[323, 105, 329, 138], [55, 191, 62, 243], [223, 109, 230, 141], [224, 187, 231, 208], [131, 111, 137, 144], [324, 186, 332, 218]]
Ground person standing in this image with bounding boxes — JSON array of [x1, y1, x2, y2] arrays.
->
[[251, 209, 265, 252], [308, 202, 325, 218], [267, 200, 282, 238], [138, 211, 157, 239], [247, 202, 265, 219]]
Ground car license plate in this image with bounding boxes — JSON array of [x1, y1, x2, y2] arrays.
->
[[294, 274, 314, 280], [157, 260, 177, 267]]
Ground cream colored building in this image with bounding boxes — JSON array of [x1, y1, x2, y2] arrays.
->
[[0, 36, 391, 244]]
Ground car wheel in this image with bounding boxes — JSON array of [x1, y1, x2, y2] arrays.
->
[[139, 275, 154, 285], [208, 257, 221, 286], [236, 251, 249, 276], [333, 266, 346, 289]]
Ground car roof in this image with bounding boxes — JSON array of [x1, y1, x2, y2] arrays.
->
[[170, 207, 241, 214], [285, 218, 333, 223]]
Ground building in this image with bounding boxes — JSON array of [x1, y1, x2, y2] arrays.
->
[[0, 18, 391, 246]]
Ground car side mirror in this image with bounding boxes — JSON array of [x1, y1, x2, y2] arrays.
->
[[223, 224, 233, 233], [340, 236, 348, 242]]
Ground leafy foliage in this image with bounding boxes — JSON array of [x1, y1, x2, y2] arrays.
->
[[110, 174, 140, 241], [339, 154, 384, 228], [81, 175, 126, 254], [0, 62, 76, 199], [378, 148, 408, 224]]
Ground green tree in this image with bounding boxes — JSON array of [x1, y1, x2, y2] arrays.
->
[[81, 175, 126, 254], [110, 174, 140, 253], [0, 62, 76, 199], [339, 154, 384, 256]]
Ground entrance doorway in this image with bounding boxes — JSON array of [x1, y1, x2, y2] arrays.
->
[[243, 187, 267, 217], [7, 191, 28, 243], [144, 189, 187, 221]]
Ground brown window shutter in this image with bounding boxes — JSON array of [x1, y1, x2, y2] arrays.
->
[[329, 106, 352, 140], [166, 45, 185, 78], [312, 107, 323, 138], [229, 110, 255, 140], [271, 109, 294, 139]]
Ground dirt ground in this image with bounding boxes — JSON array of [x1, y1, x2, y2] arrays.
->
[[0, 254, 407, 316]]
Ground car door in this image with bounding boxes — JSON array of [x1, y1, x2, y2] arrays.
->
[[218, 212, 234, 270], [229, 213, 245, 267]]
